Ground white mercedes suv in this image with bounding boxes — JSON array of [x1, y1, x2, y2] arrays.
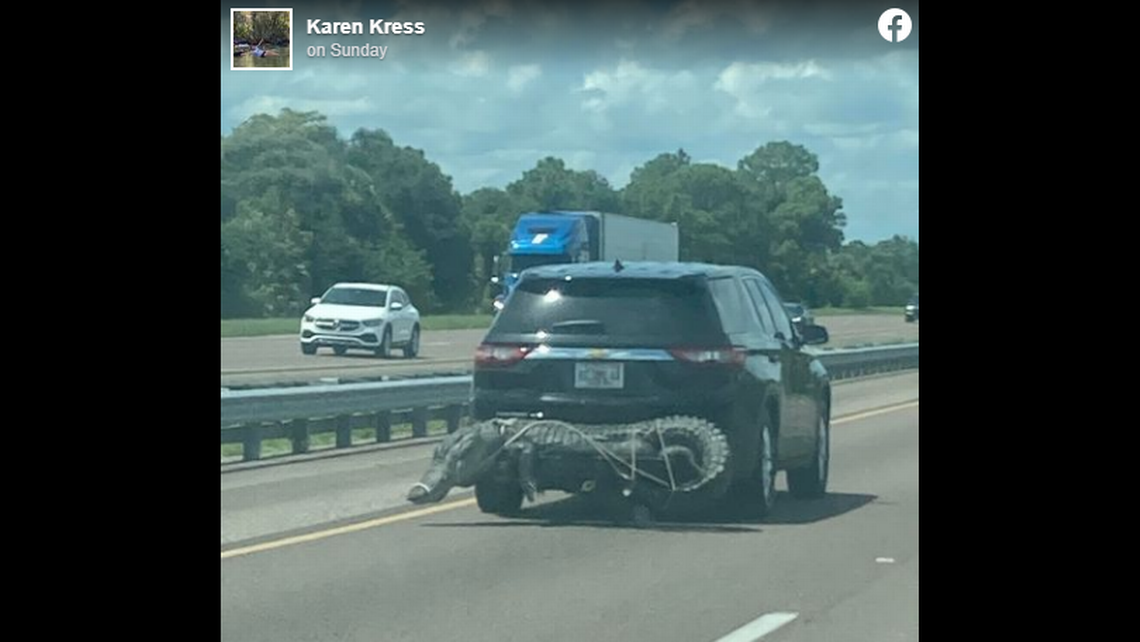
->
[[299, 283, 421, 358]]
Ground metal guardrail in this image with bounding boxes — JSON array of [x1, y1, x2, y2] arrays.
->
[[812, 343, 918, 380], [221, 344, 918, 463]]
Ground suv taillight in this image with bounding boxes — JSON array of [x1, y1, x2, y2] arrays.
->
[[669, 346, 747, 367], [474, 343, 532, 368]]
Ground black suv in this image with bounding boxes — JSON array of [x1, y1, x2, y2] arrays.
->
[[472, 261, 833, 517]]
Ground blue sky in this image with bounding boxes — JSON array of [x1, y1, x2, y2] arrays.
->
[[222, 1, 918, 243]]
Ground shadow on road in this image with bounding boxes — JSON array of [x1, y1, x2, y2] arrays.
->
[[306, 351, 418, 361], [423, 490, 878, 533], [719, 491, 879, 525]]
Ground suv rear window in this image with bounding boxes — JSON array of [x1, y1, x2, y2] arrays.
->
[[490, 277, 725, 344]]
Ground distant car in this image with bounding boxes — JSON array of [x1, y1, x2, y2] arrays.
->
[[905, 295, 919, 322], [299, 283, 421, 358], [783, 303, 815, 332]]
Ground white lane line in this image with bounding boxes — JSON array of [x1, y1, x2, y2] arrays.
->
[[712, 612, 799, 642]]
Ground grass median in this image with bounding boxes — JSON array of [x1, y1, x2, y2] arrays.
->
[[221, 314, 494, 338], [221, 308, 899, 338]]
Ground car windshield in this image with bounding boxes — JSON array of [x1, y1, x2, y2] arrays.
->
[[320, 287, 388, 307]]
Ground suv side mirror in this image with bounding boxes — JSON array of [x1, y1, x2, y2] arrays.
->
[[389, 302, 404, 311], [802, 324, 829, 345], [310, 297, 321, 306]]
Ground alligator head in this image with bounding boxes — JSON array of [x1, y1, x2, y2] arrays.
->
[[407, 421, 508, 504]]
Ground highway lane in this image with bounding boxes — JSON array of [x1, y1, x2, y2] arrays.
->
[[221, 373, 919, 641], [220, 314, 918, 387]]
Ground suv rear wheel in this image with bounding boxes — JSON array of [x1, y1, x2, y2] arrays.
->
[[787, 410, 829, 498], [475, 478, 523, 516], [402, 325, 420, 358], [730, 412, 778, 519]]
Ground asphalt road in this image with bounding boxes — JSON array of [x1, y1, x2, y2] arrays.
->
[[220, 314, 919, 387], [221, 372, 919, 642]]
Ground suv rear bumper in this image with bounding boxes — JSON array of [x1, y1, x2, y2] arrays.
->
[[473, 388, 737, 425]]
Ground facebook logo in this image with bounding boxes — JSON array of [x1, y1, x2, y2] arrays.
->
[[878, 8, 913, 43]]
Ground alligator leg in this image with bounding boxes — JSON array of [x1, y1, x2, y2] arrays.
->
[[516, 440, 537, 502]]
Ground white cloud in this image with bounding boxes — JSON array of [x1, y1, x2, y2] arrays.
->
[[450, 51, 491, 77], [714, 60, 832, 94], [712, 60, 837, 127], [507, 64, 541, 92], [826, 128, 916, 153], [893, 129, 919, 148], [831, 135, 884, 152], [579, 60, 697, 113], [803, 123, 882, 137]]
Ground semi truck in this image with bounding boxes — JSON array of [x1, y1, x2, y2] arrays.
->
[[491, 210, 680, 309]]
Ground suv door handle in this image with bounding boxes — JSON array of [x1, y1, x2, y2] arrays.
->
[[768, 354, 780, 363]]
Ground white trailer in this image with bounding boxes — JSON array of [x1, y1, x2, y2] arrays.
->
[[578, 212, 680, 262]]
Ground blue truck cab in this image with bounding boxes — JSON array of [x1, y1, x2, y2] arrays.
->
[[491, 210, 679, 310], [497, 212, 599, 300]]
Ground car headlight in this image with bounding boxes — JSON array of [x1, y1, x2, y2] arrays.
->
[[363, 318, 383, 327], [304, 315, 314, 322]]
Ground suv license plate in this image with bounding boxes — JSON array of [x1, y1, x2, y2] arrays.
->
[[574, 362, 624, 389]]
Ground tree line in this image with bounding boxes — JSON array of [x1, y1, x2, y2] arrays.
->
[[233, 11, 290, 44], [221, 109, 918, 318]]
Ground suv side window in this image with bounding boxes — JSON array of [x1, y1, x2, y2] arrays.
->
[[756, 279, 794, 340], [707, 277, 763, 335], [741, 278, 775, 335]]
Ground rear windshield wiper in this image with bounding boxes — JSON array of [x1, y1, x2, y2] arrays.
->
[[548, 319, 607, 335]]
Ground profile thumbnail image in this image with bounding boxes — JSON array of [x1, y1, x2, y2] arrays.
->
[[232, 8, 292, 70]]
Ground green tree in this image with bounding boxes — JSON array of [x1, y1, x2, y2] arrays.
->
[[221, 109, 433, 317], [347, 129, 473, 311], [506, 157, 620, 212], [620, 149, 692, 220], [826, 236, 919, 307], [250, 11, 289, 42], [461, 187, 520, 287], [221, 205, 312, 317], [732, 141, 847, 301], [621, 151, 772, 268], [738, 141, 820, 188]]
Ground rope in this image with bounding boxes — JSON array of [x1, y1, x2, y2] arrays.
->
[[510, 419, 680, 491], [655, 419, 677, 491]]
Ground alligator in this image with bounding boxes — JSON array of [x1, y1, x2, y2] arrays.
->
[[406, 416, 732, 517]]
